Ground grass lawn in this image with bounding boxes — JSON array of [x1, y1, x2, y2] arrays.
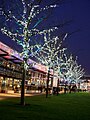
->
[[0, 92, 90, 120]]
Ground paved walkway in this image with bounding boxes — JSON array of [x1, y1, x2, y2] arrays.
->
[[0, 92, 44, 100]]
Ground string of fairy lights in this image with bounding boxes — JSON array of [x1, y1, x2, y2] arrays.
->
[[0, 0, 58, 67], [34, 30, 68, 72], [55, 53, 85, 84], [0, 0, 85, 83]]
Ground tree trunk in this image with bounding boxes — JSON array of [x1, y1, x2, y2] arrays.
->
[[64, 84, 67, 94], [20, 61, 26, 105], [57, 79, 59, 96], [46, 69, 50, 98]]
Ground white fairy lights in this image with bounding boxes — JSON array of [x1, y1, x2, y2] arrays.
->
[[34, 30, 65, 71], [0, 0, 58, 69], [56, 53, 85, 84]]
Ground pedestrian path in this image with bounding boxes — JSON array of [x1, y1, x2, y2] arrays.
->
[[0, 92, 44, 100]]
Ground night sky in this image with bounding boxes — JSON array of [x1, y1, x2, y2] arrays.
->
[[0, 0, 90, 75]]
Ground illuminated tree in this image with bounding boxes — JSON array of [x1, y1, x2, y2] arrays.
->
[[0, 0, 58, 105], [54, 48, 68, 93], [56, 52, 85, 82], [35, 30, 67, 97], [64, 55, 85, 84], [56, 52, 85, 93]]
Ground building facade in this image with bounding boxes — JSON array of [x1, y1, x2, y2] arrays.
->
[[0, 41, 53, 93]]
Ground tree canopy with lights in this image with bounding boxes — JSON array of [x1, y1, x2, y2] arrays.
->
[[0, 0, 59, 105]]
